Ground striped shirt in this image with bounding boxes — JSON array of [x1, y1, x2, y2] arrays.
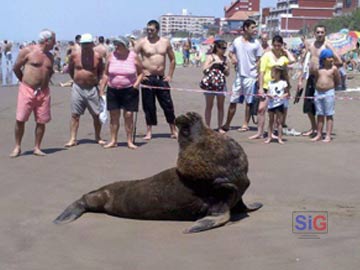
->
[[108, 50, 137, 89]]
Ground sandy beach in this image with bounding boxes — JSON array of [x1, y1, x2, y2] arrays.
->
[[0, 67, 359, 269]]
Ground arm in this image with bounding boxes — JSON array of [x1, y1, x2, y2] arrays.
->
[[202, 55, 214, 71], [165, 40, 175, 82], [133, 54, 144, 89], [333, 66, 341, 88], [12, 47, 30, 82], [99, 56, 110, 96], [326, 41, 342, 66], [68, 54, 75, 80], [283, 49, 296, 65]]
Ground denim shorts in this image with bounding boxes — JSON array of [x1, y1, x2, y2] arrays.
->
[[314, 89, 335, 116]]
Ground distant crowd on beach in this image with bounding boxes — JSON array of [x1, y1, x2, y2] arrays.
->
[[5, 19, 360, 158]]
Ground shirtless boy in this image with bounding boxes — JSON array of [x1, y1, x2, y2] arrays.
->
[[311, 49, 340, 143], [297, 25, 341, 137], [134, 20, 177, 140], [10, 29, 55, 157], [64, 33, 106, 147]]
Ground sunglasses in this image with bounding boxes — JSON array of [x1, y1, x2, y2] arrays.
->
[[219, 46, 227, 50], [147, 28, 156, 32]]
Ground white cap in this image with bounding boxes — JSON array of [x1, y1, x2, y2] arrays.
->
[[80, 33, 93, 43]]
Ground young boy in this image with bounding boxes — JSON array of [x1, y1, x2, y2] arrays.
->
[[311, 49, 340, 143]]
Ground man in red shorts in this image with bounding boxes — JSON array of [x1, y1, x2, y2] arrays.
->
[[10, 29, 56, 157]]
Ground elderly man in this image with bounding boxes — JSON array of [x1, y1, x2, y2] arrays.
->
[[64, 33, 106, 147], [10, 29, 56, 157]]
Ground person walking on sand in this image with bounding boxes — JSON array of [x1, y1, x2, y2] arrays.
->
[[99, 36, 143, 149], [64, 33, 106, 147], [134, 20, 177, 140], [10, 29, 56, 158], [219, 19, 262, 134], [310, 49, 340, 143], [297, 25, 341, 137]]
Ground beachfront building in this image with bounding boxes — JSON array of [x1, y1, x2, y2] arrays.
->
[[265, 0, 338, 36], [222, 0, 260, 34], [340, 0, 360, 14], [159, 10, 215, 37]]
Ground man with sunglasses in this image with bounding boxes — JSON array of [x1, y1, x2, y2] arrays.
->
[[10, 29, 56, 157], [134, 20, 177, 140], [297, 25, 341, 137]]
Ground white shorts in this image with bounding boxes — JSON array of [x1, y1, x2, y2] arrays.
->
[[229, 74, 257, 104]]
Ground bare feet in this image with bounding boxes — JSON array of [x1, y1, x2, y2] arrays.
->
[[64, 140, 78, 148], [33, 149, 46, 156], [249, 133, 262, 140], [302, 129, 315, 136], [143, 133, 152, 140], [97, 139, 106, 145], [310, 135, 322, 142], [127, 142, 138, 149], [264, 137, 272, 144], [278, 139, 285, 144], [170, 132, 178, 139], [322, 137, 332, 143], [219, 125, 229, 134], [103, 142, 117, 149], [9, 148, 21, 158], [237, 126, 249, 132]]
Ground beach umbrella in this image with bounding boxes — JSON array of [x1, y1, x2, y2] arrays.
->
[[348, 31, 360, 41], [202, 36, 215, 45], [326, 32, 357, 55]]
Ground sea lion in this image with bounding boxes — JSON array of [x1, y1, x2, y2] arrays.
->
[[54, 112, 262, 233], [54, 167, 241, 233]]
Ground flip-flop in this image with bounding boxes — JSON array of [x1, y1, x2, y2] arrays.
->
[[237, 127, 249, 132]]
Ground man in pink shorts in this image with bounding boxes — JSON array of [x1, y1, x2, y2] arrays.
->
[[10, 29, 56, 158]]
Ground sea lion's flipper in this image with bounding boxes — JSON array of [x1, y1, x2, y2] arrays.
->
[[232, 198, 263, 213], [184, 208, 231, 234], [53, 199, 86, 224]]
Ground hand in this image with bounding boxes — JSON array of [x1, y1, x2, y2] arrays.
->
[[164, 75, 172, 82]]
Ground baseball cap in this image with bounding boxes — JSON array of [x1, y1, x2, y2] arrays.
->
[[113, 36, 129, 48], [80, 33, 93, 44]]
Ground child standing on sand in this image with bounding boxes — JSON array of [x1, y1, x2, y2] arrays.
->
[[265, 65, 289, 144], [311, 49, 340, 143]]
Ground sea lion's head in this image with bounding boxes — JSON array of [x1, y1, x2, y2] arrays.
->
[[175, 112, 207, 145]]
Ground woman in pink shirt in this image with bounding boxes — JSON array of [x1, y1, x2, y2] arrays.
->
[[100, 36, 143, 149]]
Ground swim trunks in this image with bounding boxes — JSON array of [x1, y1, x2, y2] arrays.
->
[[71, 83, 101, 116], [16, 82, 51, 124], [314, 89, 335, 116]]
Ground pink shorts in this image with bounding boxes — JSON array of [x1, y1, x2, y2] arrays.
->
[[16, 83, 51, 124]]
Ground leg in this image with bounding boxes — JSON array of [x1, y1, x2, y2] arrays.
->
[[124, 110, 137, 149], [104, 109, 120, 149], [220, 103, 237, 132], [264, 112, 274, 144], [323, 116, 333, 143], [155, 86, 177, 138], [141, 86, 157, 140], [33, 123, 46, 156], [9, 120, 25, 158], [311, 115, 324, 141], [204, 94, 215, 127], [216, 95, 225, 130], [249, 98, 267, 139], [64, 114, 80, 147], [92, 114, 106, 145], [243, 103, 251, 129], [276, 111, 284, 144]]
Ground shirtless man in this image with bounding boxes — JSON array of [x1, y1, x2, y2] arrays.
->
[[4, 40, 13, 66], [64, 33, 106, 147], [134, 19, 177, 140], [94, 36, 108, 60], [10, 30, 56, 157], [297, 25, 341, 137]]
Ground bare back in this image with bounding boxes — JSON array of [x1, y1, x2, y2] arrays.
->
[[135, 37, 172, 76], [69, 48, 104, 88], [13, 45, 54, 89]]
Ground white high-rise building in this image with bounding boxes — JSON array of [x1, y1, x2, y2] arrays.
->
[[159, 13, 215, 37]]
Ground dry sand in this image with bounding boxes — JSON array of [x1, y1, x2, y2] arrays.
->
[[0, 67, 359, 270]]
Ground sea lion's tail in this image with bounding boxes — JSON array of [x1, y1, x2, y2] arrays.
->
[[53, 199, 87, 224]]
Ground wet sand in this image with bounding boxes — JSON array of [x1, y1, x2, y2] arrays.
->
[[0, 68, 359, 269]]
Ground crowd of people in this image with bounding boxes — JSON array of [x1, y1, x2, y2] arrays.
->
[[6, 19, 353, 157]]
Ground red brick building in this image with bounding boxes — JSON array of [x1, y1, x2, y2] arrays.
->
[[265, 0, 338, 36], [223, 0, 260, 34], [341, 0, 360, 13]]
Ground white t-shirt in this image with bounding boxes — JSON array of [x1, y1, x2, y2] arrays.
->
[[268, 80, 288, 109], [230, 36, 262, 79]]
